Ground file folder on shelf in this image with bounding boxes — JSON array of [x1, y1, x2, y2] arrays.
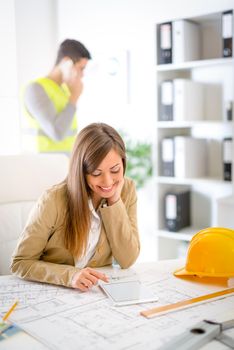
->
[[223, 137, 233, 181], [159, 22, 172, 64], [173, 79, 204, 121], [225, 101, 233, 121], [222, 10, 233, 58], [174, 137, 207, 178], [161, 137, 207, 178], [159, 80, 173, 121], [161, 138, 174, 176], [164, 190, 190, 232], [172, 19, 200, 63]]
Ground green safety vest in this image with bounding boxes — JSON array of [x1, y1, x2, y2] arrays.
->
[[22, 77, 77, 153]]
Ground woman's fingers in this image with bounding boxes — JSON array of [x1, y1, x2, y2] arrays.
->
[[72, 268, 109, 291], [76, 281, 89, 292], [86, 268, 109, 282], [80, 276, 93, 289], [82, 272, 98, 286]]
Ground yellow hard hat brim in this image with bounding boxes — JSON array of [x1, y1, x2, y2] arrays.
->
[[174, 267, 233, 278], [174, 267, 195, 276]]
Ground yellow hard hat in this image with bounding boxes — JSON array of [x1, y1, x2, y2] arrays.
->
[[174, 227, 234, 278]]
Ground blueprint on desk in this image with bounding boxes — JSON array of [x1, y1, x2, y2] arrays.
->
[[0, 261, 233, 350]]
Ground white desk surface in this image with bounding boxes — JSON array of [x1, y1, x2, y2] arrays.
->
[[0, 259, 233, 350]]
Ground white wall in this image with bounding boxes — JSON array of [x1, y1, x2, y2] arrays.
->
[[14, 0, 57, 150], [15, 0, 57, 86], [57, 0, 157, 142], [0, 0, 57, 155], [0, 0, 19, 154]]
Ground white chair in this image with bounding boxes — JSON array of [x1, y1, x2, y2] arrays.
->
[[0, 154, 69, 275]]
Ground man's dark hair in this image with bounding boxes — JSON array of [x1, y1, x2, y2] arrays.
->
[[55, 39, 91, 64]]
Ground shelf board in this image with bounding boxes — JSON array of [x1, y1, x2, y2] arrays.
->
[[157, 227, 201, 241], [156, 57, 234, 72], [156, 176, 232, 186], [156, 120, 232, 128]]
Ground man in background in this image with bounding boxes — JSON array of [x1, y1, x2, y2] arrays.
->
[[22, 39, 91, 154]]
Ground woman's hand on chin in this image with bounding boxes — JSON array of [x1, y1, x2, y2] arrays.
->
[[107, 177, 124, 206]]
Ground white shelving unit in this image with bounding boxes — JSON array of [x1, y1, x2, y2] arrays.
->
[[155, 10, 234, 260]]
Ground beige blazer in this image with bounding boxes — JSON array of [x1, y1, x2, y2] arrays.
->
[[11, 177, 140, 287]]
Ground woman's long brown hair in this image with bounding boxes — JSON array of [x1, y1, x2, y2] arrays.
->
[[64, 123, 126, 258]]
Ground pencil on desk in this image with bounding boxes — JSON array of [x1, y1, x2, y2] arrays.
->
[[2, 301, 18, 321]]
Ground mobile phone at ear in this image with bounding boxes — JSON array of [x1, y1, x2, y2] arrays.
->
[[59, 59, 73, 77]]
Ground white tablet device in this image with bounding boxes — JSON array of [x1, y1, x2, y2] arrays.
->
[[99, 280, 158, 306]]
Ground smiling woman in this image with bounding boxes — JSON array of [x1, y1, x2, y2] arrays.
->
[[86, 149, 124, 208], [11, 123, 140, 292]]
